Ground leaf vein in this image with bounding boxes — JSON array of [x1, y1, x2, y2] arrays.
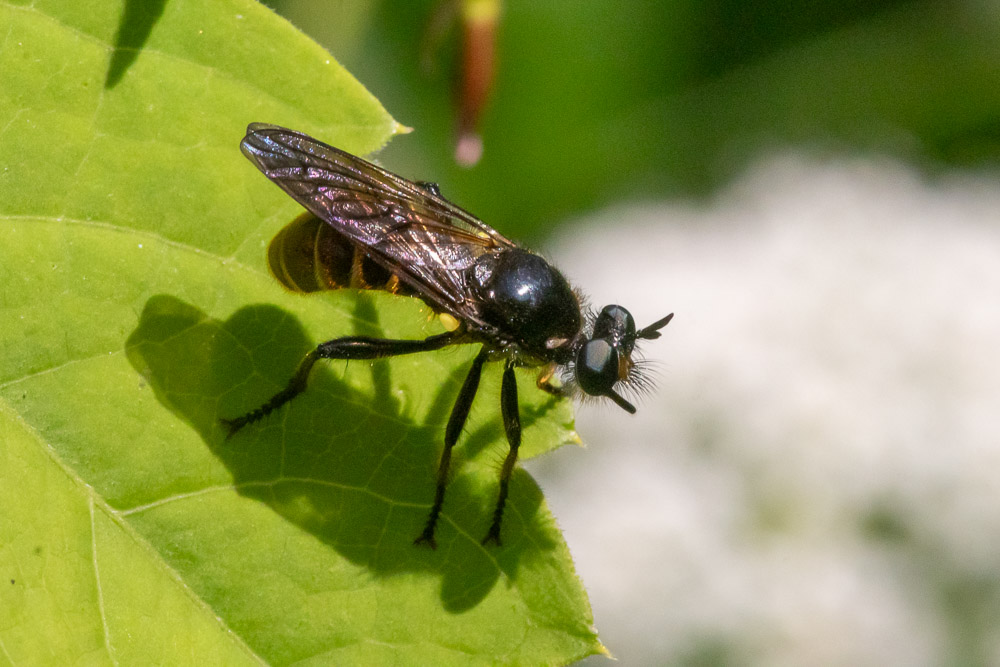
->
[[90, 497, 120, 666]]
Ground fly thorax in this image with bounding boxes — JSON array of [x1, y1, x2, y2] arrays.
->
[[468, 249, 582, 354]]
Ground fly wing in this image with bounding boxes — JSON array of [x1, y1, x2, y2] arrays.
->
[[241, 123, 515, 324]]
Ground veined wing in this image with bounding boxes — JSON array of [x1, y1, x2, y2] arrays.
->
[[241, 123, 515, 324]]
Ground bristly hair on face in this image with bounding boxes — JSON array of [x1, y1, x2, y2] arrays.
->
[[622, 353, 660, 399]]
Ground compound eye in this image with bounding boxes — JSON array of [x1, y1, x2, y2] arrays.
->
[[593, 305, 636, 352], [576, 338, 620, 396]]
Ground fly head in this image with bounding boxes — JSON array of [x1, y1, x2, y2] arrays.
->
[[575, 306, 674, 413]]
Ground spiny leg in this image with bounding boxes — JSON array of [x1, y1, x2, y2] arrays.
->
[[221, 349, 320, 436], [415, 346, 489, 548], [482, 360, 521, 546], [221, 329, 462, 437]]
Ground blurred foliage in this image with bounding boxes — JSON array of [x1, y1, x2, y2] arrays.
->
[[270, 0, 1000, 241]]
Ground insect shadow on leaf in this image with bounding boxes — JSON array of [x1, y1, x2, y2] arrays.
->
[[126, 293, 554, 610]]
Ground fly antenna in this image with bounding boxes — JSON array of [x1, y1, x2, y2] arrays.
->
[[636, 313, 674, 340]]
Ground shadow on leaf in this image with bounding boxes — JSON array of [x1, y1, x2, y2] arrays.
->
[[105, 0, 168, 88], [125, 293, 559, 612]]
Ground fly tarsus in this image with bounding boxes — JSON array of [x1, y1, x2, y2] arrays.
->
[[221, 350, 319, 438]]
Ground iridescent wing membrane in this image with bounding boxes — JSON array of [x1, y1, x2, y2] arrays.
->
[[240, 123, 515, 325]]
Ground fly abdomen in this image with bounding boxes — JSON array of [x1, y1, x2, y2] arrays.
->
[[268, 213, 413, 296]]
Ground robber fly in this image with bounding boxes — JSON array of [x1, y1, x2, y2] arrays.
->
[[223, 123, 673, 547]]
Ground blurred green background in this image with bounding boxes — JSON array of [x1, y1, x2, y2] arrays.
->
[[268, 0, 1000, 241]]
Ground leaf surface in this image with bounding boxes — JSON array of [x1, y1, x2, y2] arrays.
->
[[0, 1, 602, 663]]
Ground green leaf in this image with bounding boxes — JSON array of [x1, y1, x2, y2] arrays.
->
[[0, 0, 603, 664]]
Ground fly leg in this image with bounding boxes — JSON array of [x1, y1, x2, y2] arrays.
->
[[414, 346, 489, 548], [415, 181, 442, 197], [482, 360, 521, 546], [536, 363, 566, 397], [221, 329, 462, 437]]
